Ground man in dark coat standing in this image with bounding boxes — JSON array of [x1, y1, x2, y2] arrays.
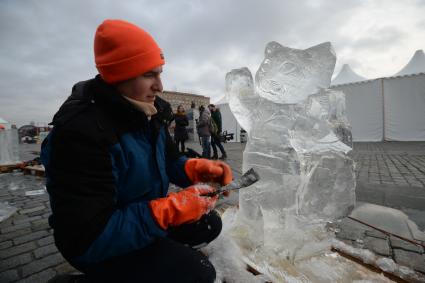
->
[[208, 104, 227, 159], [197, 105, 212, 158]]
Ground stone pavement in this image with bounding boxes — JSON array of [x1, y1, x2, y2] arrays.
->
[[0, 174, 75, 283], [0, 141, 424, 282], [351, 142, 425, 229], [351, 142, 425, 188]]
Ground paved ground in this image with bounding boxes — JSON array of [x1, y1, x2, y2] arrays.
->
[[0, 141, 424, 282], [351, 142, 425, 187]]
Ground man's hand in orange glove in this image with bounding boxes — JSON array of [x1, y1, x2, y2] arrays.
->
[[149, 185, 218, 230], [184, 159, 233, 186]]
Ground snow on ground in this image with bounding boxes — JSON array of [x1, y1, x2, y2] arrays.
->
[[202, 207, 271, 283]]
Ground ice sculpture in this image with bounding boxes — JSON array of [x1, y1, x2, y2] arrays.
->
[[0, 129, 20, 165], [225, 42, 356, 265]]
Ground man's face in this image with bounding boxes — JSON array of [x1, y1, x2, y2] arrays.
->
[[208, 105, 215, 112], [116, 66, 163, 104]]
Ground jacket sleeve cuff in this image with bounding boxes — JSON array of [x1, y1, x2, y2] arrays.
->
[[167, 156, 192, 188]]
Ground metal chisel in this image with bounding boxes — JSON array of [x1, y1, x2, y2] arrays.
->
[[203, 168, 260, 197]]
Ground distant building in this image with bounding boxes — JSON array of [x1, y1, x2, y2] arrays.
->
[[158, 91, 210, 112]]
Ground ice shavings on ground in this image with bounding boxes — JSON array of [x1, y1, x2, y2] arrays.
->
[[203, 207, 271, 283], [25, 189, 46, 196], [296, 253, 393, 283]]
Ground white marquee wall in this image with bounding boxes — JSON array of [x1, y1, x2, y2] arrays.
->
[[217, 103, 241, 142], [383, 74, 425, 141], [332, 73, 425, 141], [332, 80, 383, 141]]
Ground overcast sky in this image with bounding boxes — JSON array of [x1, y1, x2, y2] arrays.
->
[[1, 0, 424, 127]]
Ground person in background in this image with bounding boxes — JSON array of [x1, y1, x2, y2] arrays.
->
[[41, 19, 232, 283], [208, 104, 227, 160], [197, 105, 211, 158], [174, 104, 189, 153]]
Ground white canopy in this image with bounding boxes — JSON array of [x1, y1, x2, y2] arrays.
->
[[216, 102, 242, 142], [332, 80, 383, 141], [331, 64, 367, 86], [212, 95, 227, 105], [384, 74, 425, 140], [0, 117, 9, 124], [394, 49, 425, 76], [332, 73, 425, 141]]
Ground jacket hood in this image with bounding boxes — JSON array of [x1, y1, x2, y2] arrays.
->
[[50, 80, 93, 127]]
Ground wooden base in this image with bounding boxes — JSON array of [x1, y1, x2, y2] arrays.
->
[[0, 163, 22, 173], [22, 165, 45, 177]]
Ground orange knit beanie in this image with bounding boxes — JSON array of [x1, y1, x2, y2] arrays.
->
[[94, 19, 165, 84]]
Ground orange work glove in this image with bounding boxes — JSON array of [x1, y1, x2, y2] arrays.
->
[[149, 185, 218, 230], [184, 158, 233, 185]]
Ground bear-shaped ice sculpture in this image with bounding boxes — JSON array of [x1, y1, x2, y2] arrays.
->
[[225, 42, 356, 261]]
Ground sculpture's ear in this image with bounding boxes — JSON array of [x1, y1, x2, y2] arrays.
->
[[264, 41, 288, 57], [225, 67, 254, 96], [305, 42, 336, 71], [225, 67, 259, 134]]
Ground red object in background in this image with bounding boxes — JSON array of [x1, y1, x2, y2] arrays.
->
[[0, 124, 5, 130]]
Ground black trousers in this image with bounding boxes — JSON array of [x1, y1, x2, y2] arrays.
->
[[83, 211, 222, 283], [175, 138, 186, 153], [210, 134, 225, 156]]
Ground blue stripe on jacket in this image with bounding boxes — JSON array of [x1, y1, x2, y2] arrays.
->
[[43, 126, 191, 268]]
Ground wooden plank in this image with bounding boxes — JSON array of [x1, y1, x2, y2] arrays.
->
[[22, 165, 45, 177], [0, 163, 21, 173]]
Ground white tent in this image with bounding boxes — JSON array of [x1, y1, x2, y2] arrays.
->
[[331, 64, 367, 86], [213, 95, 227, 105], [330, 49, 425, 141], [332, 79, 383, 141], [216, 100, 242, 142], [393, 50, 425, 76], [332, 72, 425, 141], [0, 117, 9, 129], [383, 74, 425, 140]]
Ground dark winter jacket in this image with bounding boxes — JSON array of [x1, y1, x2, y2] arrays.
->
[[173, 113, 189, 141], [211, 109, 222, 133], [41, 75, 191, 269], [196, 108, 211, 137]]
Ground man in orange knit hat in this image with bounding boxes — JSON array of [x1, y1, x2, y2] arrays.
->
[[41, 19, 232, 283]]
